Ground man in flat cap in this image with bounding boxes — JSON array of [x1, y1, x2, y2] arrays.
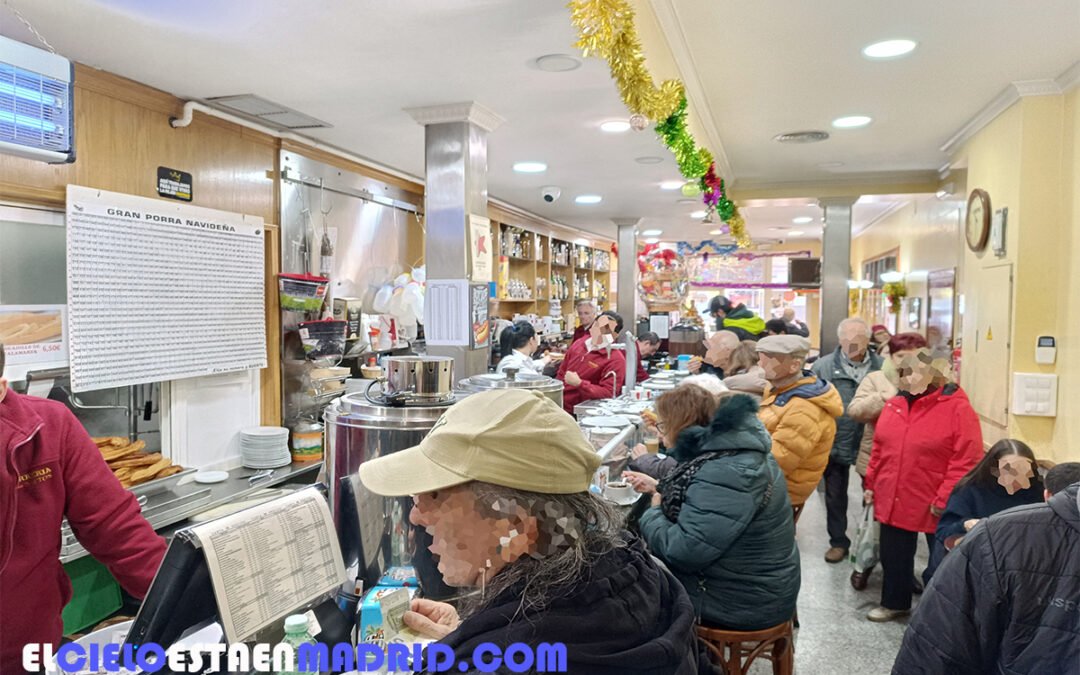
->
[[756, 335, 843, 510]]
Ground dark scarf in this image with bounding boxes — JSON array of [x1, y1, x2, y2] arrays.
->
[[657, 449, 733, 522]]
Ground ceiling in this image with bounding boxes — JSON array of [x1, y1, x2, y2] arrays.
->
[[1, 0, 1077, 244]]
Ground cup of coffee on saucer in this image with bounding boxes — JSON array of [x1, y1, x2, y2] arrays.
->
[[604, 480, 638, 505]]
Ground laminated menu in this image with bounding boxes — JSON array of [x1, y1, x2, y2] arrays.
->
[[189, 487, 346, 642]]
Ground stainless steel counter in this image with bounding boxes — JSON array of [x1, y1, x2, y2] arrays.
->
[[59, 461, 322, 564]]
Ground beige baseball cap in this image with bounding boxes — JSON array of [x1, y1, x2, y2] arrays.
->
[[358, 389, 601, 497], [756, 335, 811, 357]]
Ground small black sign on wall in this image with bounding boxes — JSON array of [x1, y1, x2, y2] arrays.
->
[[157, 166, 192, 202]]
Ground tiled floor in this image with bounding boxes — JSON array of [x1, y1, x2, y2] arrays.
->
[[779, 476, 929, 674]]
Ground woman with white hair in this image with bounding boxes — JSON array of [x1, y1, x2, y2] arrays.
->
[[357, 389, 706, 674]]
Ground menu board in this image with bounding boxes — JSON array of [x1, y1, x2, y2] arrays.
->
[[190, 488, 346, 642], [65, 186, 266, 392]]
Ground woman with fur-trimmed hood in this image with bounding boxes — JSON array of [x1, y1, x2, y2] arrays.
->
[[639, 390, 800, 630]]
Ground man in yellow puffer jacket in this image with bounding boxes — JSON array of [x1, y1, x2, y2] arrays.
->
[[756, 335, 843, 507]]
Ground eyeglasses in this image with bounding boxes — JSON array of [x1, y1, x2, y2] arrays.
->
[[655, 420, 666, 432]]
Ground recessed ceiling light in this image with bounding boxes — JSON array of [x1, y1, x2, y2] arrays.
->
[[690, 210, 707, 219], [659, 180, 684, 191], [832, 115, 873, 129], [770, 227, 790, 231], [534, 54, 582, 72], [644, 238, 659, 244], [574, 238, 590, 246], [862, 39, 917, 60], [513, 161, 547, 173], [575, 194, 602, 204], [709, 229, 723, 236], [641, 229, 663, 236], [600, 120, 631, 133], [677, 199, 698, 205], [788, 231, 805, 237], [635, 156, 664, 164], [774, 130, 830, 144], [792, 216, 814, 224], [818, 161, 845, 169]]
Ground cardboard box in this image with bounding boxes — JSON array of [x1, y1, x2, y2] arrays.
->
[[332, 297, 363, 339], [358, 586, 419, 647]]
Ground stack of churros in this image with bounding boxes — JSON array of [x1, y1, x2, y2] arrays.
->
[[92, 437, 184, 488], [0, 311, 62, 345]]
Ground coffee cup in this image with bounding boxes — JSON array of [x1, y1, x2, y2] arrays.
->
[[604, 480, 636, 503]]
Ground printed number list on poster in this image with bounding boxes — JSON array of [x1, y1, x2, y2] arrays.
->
[[65, 186, 267, 392], [190, 488, 346, 642]]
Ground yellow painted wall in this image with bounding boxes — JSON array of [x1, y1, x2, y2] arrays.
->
[[952, 93, 1078, 460], [850, 198, 963, 335]]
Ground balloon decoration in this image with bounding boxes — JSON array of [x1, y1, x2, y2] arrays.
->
[[568, 0, 751, 248], [637, 244, 689, 310]]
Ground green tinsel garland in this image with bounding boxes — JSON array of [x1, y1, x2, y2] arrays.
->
[[655, 97, 713, 179]]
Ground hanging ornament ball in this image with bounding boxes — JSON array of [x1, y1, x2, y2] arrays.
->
[[629, 113, 649, 131], [681, 182, 702, 197]]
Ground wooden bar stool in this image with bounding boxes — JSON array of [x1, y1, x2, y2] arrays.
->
[[696, 621, 794, 675]]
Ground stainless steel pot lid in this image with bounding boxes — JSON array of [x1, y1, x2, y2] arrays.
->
[[461, 373, 563, 390]]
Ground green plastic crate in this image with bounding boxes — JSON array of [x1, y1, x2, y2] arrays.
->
[[61, 556, 121, 635]]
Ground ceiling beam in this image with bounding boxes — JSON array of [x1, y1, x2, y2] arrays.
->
[[733, 171, 940, 201]]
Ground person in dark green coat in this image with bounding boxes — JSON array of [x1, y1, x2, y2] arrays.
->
[[639, 392, 800, 630]]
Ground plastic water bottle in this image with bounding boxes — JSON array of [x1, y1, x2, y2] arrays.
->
[[278, 614, 318, 675]]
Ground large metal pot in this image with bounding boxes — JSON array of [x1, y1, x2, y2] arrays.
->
[[668, 323, 706, 357], [458, 372, 564, 409], [366, 355, 454, 405], [324, 390, 468, 600]]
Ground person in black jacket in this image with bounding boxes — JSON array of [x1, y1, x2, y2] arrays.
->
[[892, 483, 1080, 674], [924, 439, 1045, 581]]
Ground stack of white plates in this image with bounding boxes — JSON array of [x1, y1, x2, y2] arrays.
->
[[240, 426, 291, 469]]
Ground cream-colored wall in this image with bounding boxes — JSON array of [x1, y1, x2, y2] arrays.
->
[[1053, 89, 1080, 460], [952, 93, 1078, 460], [850, 198, 963, 335]]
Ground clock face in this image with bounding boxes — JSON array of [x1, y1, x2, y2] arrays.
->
[[966, 189, 990, 251]]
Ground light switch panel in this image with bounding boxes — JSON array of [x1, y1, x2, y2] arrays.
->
[[1011, 373, 1058, 417]]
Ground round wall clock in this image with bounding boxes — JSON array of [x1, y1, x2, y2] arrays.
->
[[966, 189, 991, 252]]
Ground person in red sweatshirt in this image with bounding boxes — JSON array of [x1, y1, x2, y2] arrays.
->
[[634, 331, 662, 383], [0, 344, 166, 673], [557, 312, 626, 413]]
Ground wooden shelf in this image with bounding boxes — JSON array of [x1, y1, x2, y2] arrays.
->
[[552, 262, 570, 268], [495, 298, 535, 303], [505, 255, 535, 263]]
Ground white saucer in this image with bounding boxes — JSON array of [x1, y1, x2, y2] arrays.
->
[[581, 415, 632, 427], [604, 493, 642, 506], [193, 470, 229, 484]]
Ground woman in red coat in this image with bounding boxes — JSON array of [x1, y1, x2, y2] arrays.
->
[[863, 333, 983, 623]]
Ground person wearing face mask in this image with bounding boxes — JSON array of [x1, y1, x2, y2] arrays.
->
[[811, 318, 883, 564], [0, 344, 166, 672], [356, 389, 708, 674], [495, 320, 552, 376], [556, 311, 626, 413], [923, 439, 1045, 583], [862, 339, 983, 622]]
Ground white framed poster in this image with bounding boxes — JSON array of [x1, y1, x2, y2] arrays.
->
[[469, 214, 492, 283], [65, 186, 266, 392]]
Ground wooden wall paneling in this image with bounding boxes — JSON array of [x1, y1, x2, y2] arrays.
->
[[262, 224, 282, 425]]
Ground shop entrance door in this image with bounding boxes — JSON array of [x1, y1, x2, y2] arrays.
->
[[969, 264, 1012, 426]]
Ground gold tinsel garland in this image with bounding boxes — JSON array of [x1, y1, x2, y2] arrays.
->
[[569, 0, 752, 248], [569, 0, 683, 122]]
